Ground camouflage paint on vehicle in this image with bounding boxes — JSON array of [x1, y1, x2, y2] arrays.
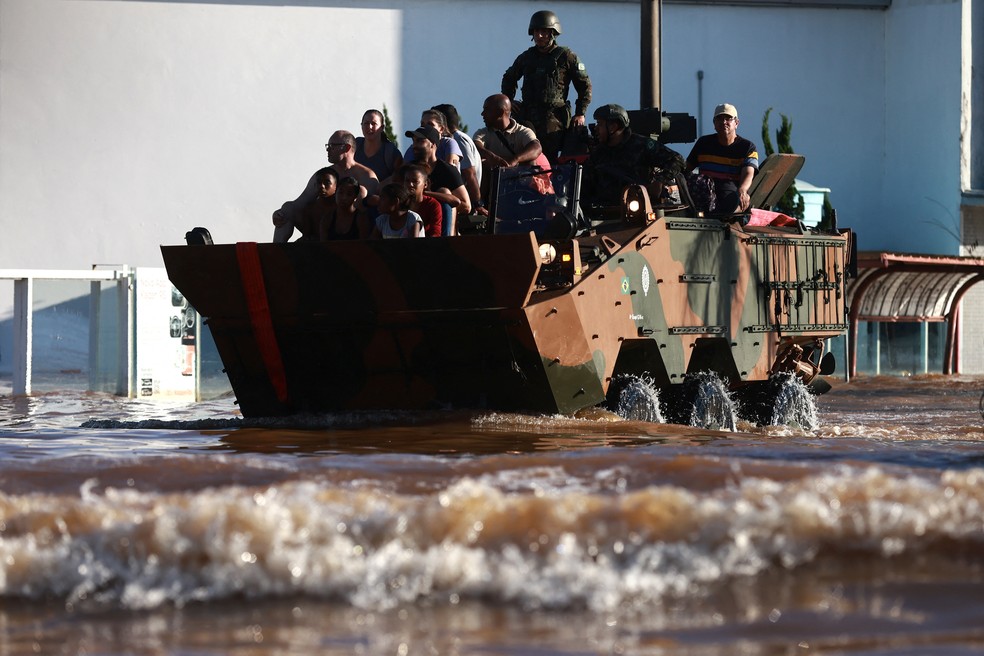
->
[[162, 189, 850, 418]]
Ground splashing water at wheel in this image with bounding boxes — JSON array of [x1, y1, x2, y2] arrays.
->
[[614, 375, 664, 423], [769, 372, 819, 430], [688, 372, 738, 431]]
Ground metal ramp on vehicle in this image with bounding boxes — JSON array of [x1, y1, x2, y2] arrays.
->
[[748, 153, 805, 210]]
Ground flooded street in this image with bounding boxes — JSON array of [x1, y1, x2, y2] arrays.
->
[[1, 375, 983, 655]]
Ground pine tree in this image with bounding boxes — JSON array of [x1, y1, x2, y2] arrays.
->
[[382, 105, 398, 149], [761, 107, 805, 218]]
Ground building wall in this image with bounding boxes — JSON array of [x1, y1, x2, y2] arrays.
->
[[0, 0, 965, 374], [882, 0, 964, 254]]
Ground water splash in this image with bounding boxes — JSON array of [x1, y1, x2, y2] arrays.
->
[[688, 372, 738, 432], [770, 373, 819, 430], [614, 375, 664, 423]]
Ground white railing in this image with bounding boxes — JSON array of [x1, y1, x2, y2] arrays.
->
[[1, 266, 134, 396]]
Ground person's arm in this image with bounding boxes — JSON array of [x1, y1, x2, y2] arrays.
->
[[272, 215, 294, 243], [462, 165, 481, 211], [512, 139, 543, 167], [737, 165, 755, 211], [363, 173, 381, 198], [271, 169, 321, 242], [450, 184, 471, 216], [443, 139, 462, 169], [570, 51, 592, 127], [648, 144, 686, 184], [425, 186, 469, 214], [476, 142, 509, 169], [501, 54, 524, 98], [425, 185, 470, 231]]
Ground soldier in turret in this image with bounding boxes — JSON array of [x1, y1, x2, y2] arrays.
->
[[583, 103, 685, 206], [501, 10, 592, 163]]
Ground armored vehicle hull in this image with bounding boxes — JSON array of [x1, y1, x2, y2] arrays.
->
[[162, 184, 851, 420]]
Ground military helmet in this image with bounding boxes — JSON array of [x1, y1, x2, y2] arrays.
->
[[529, 10, 562, 36], [593, 104, 630, 129]]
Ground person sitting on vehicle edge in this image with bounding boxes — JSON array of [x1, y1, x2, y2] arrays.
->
[[394, 164, 444, 237], [321, 176, 371, 241], [371, 183, 424, 239], [501, 10, 591, 163], [272, 130, 380, 242], [582, 103, 686, 207], [685, 103, 759, 215], [473, 93, 544, 214], [292, 167, 338, 241], [405, 124, 471, 235]]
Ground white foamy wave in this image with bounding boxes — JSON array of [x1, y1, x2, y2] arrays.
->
[[0, 467, 981, 612]]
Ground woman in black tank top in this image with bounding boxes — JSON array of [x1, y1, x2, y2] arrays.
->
[[321, 176, 369, 240]]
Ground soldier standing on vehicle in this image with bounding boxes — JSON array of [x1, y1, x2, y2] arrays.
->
[[501, 10, 592, 163]]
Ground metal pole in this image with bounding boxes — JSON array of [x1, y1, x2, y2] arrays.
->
[[12, 278, 33, 395], [874, 323, 881, 376], [89, 280, 101, 392], [920, 322, 929, 374], [641, 0, 661, 109], [116, 267, 135, 397], [696, 70, 704, 135]]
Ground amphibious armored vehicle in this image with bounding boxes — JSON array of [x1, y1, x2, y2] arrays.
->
[[162, 154, 853, 423]]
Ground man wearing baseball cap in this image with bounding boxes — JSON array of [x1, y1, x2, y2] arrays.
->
[[406, 124, 471, 234], [685, 103, 759, 215]]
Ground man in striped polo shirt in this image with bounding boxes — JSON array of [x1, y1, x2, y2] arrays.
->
[[685, 103, 759, 215]]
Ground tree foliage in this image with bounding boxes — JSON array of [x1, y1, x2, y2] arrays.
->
[[382, 105, 398, 149], [761, 107, 805, 218]]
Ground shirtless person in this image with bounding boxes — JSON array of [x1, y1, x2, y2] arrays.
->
[[272, 130, 380, 242]]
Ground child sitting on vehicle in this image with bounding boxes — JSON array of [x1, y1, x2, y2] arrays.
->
[[292, 167, 337, 241], [395, 164, 443, 237], [371, 183, 424, 239], [321, 175, 369, 240]]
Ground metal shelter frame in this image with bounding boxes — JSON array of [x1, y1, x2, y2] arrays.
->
[[1, 267, 135, 396], [846, 252, 984, 377]]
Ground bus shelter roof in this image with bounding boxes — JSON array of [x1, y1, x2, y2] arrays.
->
[[846, 251, 984, 376]]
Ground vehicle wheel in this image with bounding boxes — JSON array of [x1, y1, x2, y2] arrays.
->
[[663, 372, 737, 431], [768, 372, 819, 429], [734, 373, 819, 429], [607, 374, 664, 423]]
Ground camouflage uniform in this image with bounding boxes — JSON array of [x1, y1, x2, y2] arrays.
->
[[583, 130, 685, 206], [501, 44, 591, 161]]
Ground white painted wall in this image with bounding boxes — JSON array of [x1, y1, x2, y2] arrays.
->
[[0, 0, 967, 373]]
